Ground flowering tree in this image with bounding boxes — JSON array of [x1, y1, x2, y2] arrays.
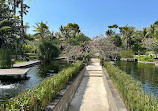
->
[[142, 38, 158, 58], [63, 42, 92, 62], [93, 34, 120, 60]]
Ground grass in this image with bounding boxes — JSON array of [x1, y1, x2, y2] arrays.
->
[[14, 60, 27, 64]]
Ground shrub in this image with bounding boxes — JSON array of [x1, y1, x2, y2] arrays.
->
[[137, 55, 155, 62], [120, 49, 134, 58], [104, 62, 158, 111], [99, 56, 103, 61], [38, 40, 60, 63], [3, 61, 83, 110], [85, 53, 91, 61], [0, 48, 12, 69]]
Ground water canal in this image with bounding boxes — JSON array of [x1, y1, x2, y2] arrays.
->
[[115, 61, 158, 97], [0, 60, 70, 104]]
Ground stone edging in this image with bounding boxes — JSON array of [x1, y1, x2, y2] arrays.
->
[[45, 66, 86, 111], [102, 67, 127, 111]]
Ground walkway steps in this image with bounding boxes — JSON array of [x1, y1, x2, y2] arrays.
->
[[68, 58, 109, 111]]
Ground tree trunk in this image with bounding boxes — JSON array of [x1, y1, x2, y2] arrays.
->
[[21, 0, 24, 58], [14, 0, 18, 60]]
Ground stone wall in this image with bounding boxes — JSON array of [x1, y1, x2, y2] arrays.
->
[[102, 67, 127, 111], [45, 67, 86, 111]]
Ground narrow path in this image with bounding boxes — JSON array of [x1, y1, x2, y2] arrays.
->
[[68, 58, 109, 111]]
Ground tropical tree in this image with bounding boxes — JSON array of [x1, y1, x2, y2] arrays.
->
[[119, 25, 136, 49], [113, 34, 122, 47], [142, 38, 158, 58], [0, 1, 14, 48], [34, 22, 50, 41], [106, 29, 114, 37], [93, 34, 120, 60]]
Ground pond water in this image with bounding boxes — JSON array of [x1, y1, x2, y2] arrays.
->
[[0, 60, 70, 104], [115, 61, 158, 97]]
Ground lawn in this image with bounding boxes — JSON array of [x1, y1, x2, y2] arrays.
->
[[14, 60, 27, 64]]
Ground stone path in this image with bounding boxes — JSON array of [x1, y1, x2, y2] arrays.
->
[[0, 60, 39, 76], [13, 60, 40, 68], [68, 58, 109, 111]]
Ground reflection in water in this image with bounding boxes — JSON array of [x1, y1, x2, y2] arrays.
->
[[115, 61, 158, 96], [0, 60, 70, 104]]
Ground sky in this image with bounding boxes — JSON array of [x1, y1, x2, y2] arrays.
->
[[24, 0, 158, 38]]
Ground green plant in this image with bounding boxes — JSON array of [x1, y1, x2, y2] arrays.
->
[[120, 49, 134, 58], [137, 55, 155, 62], [99, 56, 103, 61], [3, 61, 83, 110], [85, 53, 91, 61], [104, 62, 158, 111], [38, 40, 60, 63], [0, 48, 12, 69]]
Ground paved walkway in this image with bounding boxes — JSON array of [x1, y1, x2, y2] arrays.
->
[[13, 60, 40, 68], [68, 58, 109, 111], [0, 60, 39, 76]]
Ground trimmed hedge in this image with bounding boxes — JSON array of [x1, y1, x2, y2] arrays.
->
[[104, 62, 158, 111], [3, 61, 83, 111]]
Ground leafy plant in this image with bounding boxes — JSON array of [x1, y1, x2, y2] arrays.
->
[[104, 62, 158, 111], [120, 49, 134, 58], [38, 40, 60, 63], [2, 61, 83, 110], [0, 48, 12, 69], [137, 55, 155, 62]]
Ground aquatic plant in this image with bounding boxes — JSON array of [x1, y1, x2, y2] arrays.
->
[[104, 62, 158, 111], [1, 61, 83, 111]]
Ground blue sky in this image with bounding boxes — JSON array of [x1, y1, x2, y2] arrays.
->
[[24, 0, 158, 38]]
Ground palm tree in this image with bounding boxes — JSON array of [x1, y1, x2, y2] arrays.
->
[[119, 25, 135, 49], [106, 29, 114, 37], [19, 0, 30, 58], [34, 22, 50, 41]]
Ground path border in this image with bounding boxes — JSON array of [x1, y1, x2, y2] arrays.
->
[[102, 67, 128, 111], [45, 66, 86, 111]]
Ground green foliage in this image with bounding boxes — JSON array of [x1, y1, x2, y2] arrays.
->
[[4, 61, 83, 110], [99, 56, 103, 60], [0, 48, 12, 69], [85, 53, 91, 61], [120, 49, 134, 58], [38, 40, 60, 63], [113, 34, 122, 47], [137, 55, 155, 62], [104, 62, 158, 111]]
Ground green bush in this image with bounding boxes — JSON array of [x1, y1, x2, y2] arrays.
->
[[137, 55, 155, 62], [4, 61, 83, 110], [120, 49, 134, 58], [85, 53, 91, 61], [0, 48, 12, 69], [38, 40, 60, 63], [104, 62, 158, 111], [99, 56, 103, 61]]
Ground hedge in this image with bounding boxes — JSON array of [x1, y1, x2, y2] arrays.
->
[[2, 61, 83, 111], [104, 62, 158, 111]]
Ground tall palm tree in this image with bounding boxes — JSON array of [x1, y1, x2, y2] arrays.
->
[[34, 22, 50, 41]]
